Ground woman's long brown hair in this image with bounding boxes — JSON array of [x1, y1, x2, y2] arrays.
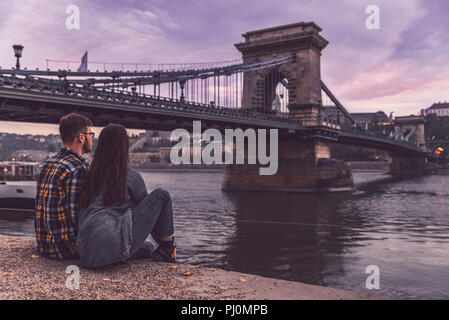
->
[[80, 124, 129, 208]]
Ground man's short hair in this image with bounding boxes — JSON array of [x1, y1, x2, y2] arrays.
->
[[59, 113, 93, 144]]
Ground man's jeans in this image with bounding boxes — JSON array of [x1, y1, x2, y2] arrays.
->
[[127, 188, 174, 260]]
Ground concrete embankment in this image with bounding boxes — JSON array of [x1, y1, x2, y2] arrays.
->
[[0, 235, 383, 300]]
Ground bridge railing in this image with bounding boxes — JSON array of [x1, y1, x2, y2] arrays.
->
[[339, 124, 422, 150], [0, 73, 301, 129]]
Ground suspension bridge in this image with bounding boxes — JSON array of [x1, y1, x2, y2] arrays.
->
[[0, 22, 428, 192]]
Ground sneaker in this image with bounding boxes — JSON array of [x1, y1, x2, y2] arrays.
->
[[151, 238, 176, 263]]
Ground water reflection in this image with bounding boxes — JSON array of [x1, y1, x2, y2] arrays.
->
[[220, 173, 449, 299], [223, 191, 348, 284], [0, 209, 34, 237]]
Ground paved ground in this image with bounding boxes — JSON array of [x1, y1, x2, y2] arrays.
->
[[0, 235, 383, 300]]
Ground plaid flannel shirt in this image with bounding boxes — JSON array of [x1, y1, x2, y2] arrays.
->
[[34, 147, 89, 259]]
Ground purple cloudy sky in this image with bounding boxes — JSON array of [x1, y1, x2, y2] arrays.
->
[[0, 0, 448, 134]]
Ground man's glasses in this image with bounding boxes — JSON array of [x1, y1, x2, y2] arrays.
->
[[82, 132, 95, 138]]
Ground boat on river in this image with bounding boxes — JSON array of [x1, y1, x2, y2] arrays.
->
[[0, 161, 39, 210]]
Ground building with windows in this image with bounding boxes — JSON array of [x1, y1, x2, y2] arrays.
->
[[0, 161, 40, 181], [422, 102, 449, 117], [323, 107, 390, 128], [12, 150, 54, 163]]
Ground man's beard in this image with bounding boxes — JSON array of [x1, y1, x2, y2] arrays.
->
[[82, 141, 92, 154]]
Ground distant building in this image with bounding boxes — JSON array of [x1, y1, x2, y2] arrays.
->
[[422, 102, 449, 117], [323, 107, 389, 127], [159, 147, 172, 163], [12, 150, 54, 163], [0, 161, 40, 180], [351, 111, 389, 128], [130, 130, 172, 153], [129, 152, 160, 164], [145, 130, 171, 139], [32, 136, 46, 143]]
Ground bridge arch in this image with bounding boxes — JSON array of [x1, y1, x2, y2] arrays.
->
[[251, 67, 293, 113]]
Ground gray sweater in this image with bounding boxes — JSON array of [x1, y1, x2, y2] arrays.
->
[[76, 168, 148, 268]]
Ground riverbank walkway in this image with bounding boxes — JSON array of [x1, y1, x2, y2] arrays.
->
[[0, 235, 382, 300]]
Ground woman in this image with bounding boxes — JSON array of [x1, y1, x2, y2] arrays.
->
[[77, 124, 176, 269]]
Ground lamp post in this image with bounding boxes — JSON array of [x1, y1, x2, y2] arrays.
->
[[13, 44, 24, 69]]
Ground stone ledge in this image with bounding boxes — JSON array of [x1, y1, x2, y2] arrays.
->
[[0, 235, 384, 300]]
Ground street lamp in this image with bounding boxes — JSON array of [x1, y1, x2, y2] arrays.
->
[[13, 44, 24, 69]]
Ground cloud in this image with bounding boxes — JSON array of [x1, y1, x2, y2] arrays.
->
[[0, 0, 183, 69], [0, 0, 448, 134], [323, 0, 449, 114]]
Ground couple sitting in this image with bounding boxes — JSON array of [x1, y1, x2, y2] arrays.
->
[[34, 113, 176, 268]]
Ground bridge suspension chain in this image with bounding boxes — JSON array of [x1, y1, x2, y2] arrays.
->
[[320, 81, 366, 132], [0, 54, 295, 84], [0, 54, 296, 111]]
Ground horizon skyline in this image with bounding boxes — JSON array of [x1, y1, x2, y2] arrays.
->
[[0, 0, 448, 134]]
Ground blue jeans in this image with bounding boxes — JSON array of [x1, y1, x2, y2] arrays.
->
[[127, 188, 174, 260]]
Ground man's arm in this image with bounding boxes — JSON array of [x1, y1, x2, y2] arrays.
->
[[65, 167, 87, 232]]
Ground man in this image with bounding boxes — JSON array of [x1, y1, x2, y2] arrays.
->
[[34, 113, 94, 259]]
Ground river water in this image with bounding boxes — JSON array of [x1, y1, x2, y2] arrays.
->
[[0, 171, 448, 299]]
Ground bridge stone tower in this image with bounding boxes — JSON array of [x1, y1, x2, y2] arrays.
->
[[390, 115, 427, 174], [236, 22, 327, 124], [392, 116, 426, 152], [222, 22, 354, 192]]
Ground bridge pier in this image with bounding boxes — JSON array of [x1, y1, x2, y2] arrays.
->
[[222, 135, 354, 192], [390, 154, 428, 175], [223, 22, 354, 192]]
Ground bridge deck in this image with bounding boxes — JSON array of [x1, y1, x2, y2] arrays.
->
[[0, 86, 300, 132], [0, 79, 424, 155]]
